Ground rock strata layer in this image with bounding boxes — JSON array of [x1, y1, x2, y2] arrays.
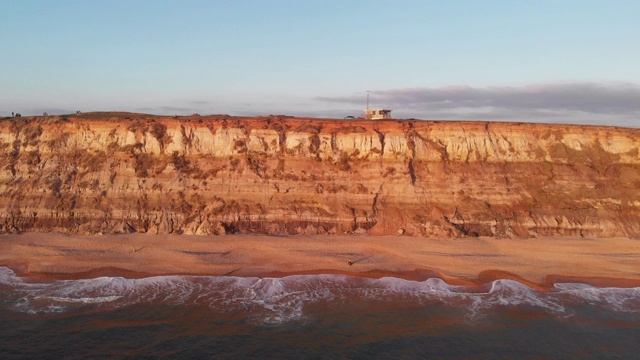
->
[[1, 113, 639, 237]]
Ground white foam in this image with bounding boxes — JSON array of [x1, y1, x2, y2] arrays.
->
[[1, 267, 638, 324], [554, 283, 640, 312], [39, 295, 124, 304], [483, 279, 566, 313]]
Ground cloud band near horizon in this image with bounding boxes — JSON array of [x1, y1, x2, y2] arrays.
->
[[4, 82, 639, 128], [316, 82, 640, 125]]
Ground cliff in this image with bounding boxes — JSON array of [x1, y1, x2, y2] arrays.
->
[[1, 112, 639, 238]]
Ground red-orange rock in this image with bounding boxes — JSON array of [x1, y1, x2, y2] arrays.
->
[[0, 112, 638, 238]]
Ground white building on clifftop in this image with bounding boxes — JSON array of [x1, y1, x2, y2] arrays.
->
[[364, 109, 392, 120]]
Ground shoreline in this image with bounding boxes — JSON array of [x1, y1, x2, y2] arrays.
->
[[2, 233, 639, 290], [7, 265, 640, 292]]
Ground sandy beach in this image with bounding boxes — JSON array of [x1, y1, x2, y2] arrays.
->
[[1, 233, 638, 289]]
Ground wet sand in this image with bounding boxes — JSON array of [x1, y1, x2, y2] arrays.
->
[[1, 233, 639, 289]]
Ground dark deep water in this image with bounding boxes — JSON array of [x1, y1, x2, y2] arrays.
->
[[1, 267, 639, 359]]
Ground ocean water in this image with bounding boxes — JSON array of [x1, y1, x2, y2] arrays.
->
[[1, 267, 639, 359]]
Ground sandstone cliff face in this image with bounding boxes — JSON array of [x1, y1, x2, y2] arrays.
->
[[1, 112, 639, 237]]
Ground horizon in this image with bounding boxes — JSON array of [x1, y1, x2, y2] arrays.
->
[[1, 0, 639, 128], [5, 111, 640, 131]]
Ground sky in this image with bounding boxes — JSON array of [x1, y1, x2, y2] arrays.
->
[[1, 0, 639, 127]]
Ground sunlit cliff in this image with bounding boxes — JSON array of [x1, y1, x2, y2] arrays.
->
[[1, 112, 639, 237]]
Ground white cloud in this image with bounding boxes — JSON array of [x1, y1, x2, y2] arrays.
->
[[316, 82, 640, 127]]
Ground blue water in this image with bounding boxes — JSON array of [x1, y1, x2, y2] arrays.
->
[[1, 267, 639, 359]]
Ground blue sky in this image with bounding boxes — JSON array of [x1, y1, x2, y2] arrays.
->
[[1, 0, 639, 127]]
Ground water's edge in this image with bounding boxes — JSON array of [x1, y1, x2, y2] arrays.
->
[[2, 266, 638, 324]]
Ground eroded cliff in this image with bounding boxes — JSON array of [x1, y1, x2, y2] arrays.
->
[[1, 112, 639, 237]]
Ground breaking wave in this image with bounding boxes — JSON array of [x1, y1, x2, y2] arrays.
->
[[1, 267, 638, 325]]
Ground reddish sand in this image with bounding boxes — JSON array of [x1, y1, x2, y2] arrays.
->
[[1, 233, 639, 289]]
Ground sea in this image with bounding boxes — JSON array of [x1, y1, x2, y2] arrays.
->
[[1, 266, 639, 359]]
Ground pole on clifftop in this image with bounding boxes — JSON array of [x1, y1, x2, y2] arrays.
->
[[366, 91, 370, 111]]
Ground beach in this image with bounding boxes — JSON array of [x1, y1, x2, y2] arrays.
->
[[2, 233, 638, 288], [2, 233, 640, 358]]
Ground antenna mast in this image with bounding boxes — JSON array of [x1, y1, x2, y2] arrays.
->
[[366, 91, 370, 111]]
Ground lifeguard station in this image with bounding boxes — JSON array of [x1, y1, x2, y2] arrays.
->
[[364, 91, 392, 120], [364, 109, 392, 120]]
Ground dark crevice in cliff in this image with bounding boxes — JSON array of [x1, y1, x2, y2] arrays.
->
[[272, 124, 287, 155], [374, 129, 385, 156], [345, 206, 358, 231], [179, 124, 194, 152], [483, 122, 500, 157], [309, 134, 321, 160], [8, 139, 19, 177], [246, 152, 268, 180], [372, 193, 380, 216], [406, 129, 417, 185], [408, 160, 417, 185], [416, 131, 450, 162], [406, 132, 416, 155], [149, 122, 170, 153]]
